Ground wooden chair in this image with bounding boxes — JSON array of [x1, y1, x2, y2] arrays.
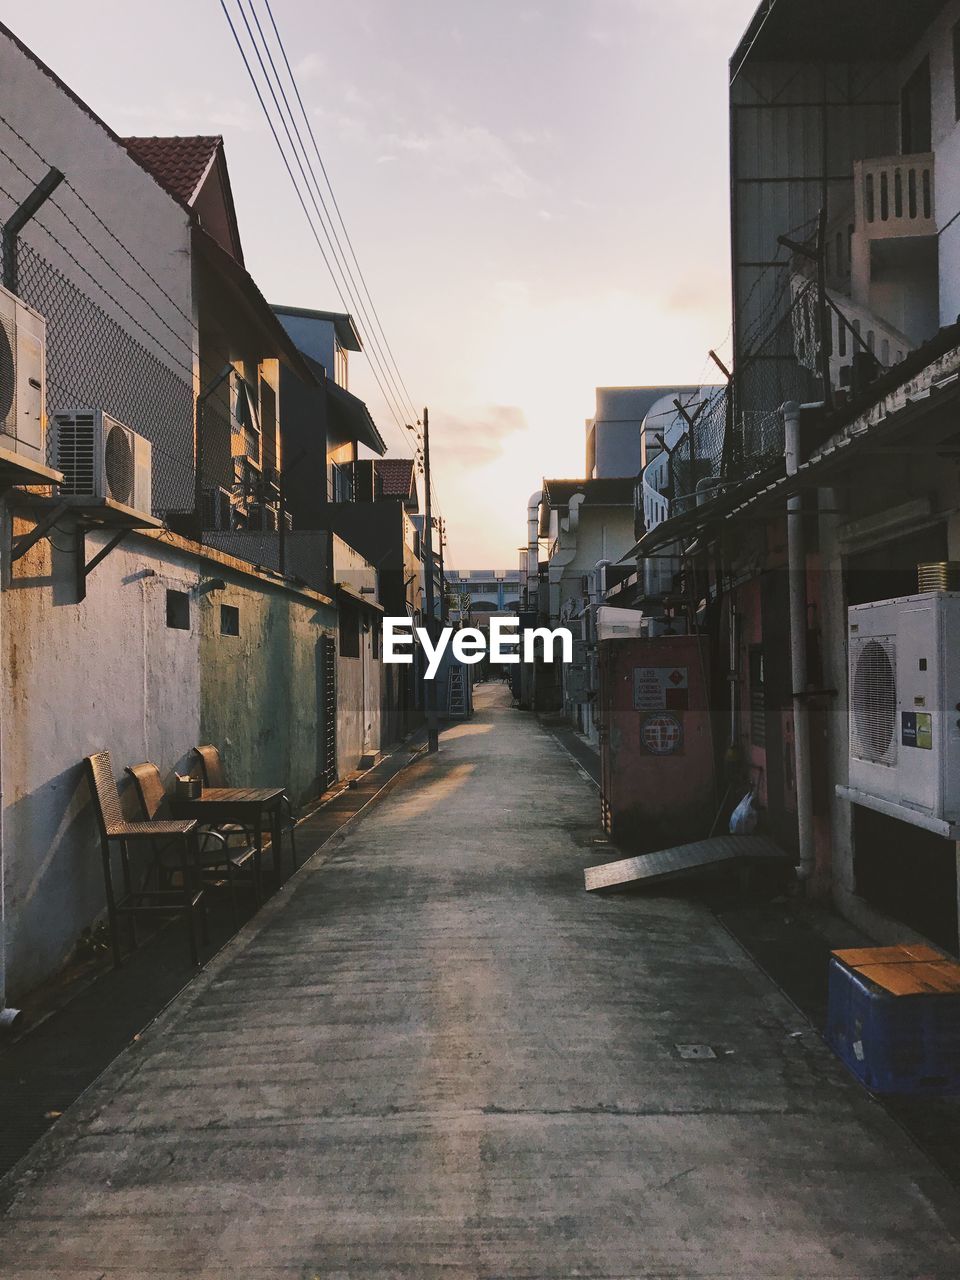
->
[[125, 763, 261, 929], [192, 744, 300, 874], [85, 751, 204, 970]]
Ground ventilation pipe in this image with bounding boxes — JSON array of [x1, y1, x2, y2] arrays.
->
[[784, 401, 816, 882], [0, 575, 18, 1033], [527, 489, 542, 614]]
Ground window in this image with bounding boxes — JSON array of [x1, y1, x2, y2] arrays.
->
[[901, 55, 931, 153], [371, 621, 380, 659], [339, 598, 360, 657], [258, 377, 277, 447], [235, 375, 260, 464], [220, 604, 240, 637], [331, 462, 354, 504], [334, 339, 348, 389], [166, 589, 190, 630]]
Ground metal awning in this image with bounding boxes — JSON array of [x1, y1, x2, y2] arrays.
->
[[731, 0, 946, 80], [335, 581, 384, 613], [327, 382, 387, 456]]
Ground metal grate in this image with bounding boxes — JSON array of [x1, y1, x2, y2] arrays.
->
[[104, 419, 135, 505], [851, 636, 898, 765], [53, 409, 96, 496], [0, 305, 15, 431]]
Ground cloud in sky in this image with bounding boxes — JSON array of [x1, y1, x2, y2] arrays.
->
[[432, 405, 528, 466]]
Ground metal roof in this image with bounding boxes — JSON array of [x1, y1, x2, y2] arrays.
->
[[271, 305, 363, 352], [731, 0, 947, 80]]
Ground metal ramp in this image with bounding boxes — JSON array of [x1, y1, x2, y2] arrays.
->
[[584, 834, 790, 892]]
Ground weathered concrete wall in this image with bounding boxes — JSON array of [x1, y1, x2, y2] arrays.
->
[[198, 568, 336, 805], [1, 518, 335, 1002], [2, 523, 201, 1000]]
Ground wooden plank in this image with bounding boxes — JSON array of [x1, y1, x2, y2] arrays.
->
[[584, 835, 790, 892], [857, 960, 960, 997], [833, 945, 944, 968]]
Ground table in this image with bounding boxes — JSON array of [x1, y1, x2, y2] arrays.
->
[[171, 787, 287, 889]]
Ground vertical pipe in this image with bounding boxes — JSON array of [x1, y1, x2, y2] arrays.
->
[[784, 401, 816, 881], [421, 408, 439, 753]]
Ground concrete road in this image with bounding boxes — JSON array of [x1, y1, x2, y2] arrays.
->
[[3, 682, 960, 1277]]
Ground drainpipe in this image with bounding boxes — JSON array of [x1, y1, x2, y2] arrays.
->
[[526, 490, 542, 614], [0, 503, 19, 1031], [784, 401, 815, 883]]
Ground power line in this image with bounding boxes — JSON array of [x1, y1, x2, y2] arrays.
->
[[222, 0, 447, 527], [221, 0, 417, 453], [260, 0, 420, 424], [234, 0, 413, 438], [247, 0, 418, 428]]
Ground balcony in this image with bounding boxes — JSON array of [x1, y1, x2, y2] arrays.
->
[[854, 153, 935, 243]]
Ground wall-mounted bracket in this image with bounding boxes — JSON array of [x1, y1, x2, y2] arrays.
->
[[76, 527, 129, 601], [10, 501, 69, 562]]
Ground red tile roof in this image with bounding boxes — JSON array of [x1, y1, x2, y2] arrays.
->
[[375, 458, 416, 500], [122, 136, 221, 205]]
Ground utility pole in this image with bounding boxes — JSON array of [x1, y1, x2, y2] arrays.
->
[[421, 406, 440, 753]]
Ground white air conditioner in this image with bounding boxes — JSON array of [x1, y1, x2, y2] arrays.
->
[[0, 282, 46, 465], [847, 593, 960, 823], [52, 410, 152, 516]]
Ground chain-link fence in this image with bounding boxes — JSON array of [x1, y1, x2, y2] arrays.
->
[[668, 385, 729, 515], [11, 240, 196, 518]]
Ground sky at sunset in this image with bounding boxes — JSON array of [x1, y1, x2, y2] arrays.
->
[[7, 0, 760, 567]]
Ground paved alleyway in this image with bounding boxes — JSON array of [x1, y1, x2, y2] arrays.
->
[[4, 684, 960, 1277]]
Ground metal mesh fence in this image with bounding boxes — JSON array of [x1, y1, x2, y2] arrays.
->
[[12, 240, 196, 517], [669, 386, 729, 515]]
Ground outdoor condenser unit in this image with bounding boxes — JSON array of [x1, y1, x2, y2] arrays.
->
[[847, 593, 960, 823], [202, 485, 233, 531], [0, 282, 46, 466], [52, 409, 152, 516]]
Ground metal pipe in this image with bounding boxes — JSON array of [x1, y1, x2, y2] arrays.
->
[[728, 600, 738, 750], [784, 401, 816, 882]]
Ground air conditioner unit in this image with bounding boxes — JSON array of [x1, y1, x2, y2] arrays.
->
[[643, 551, 679, 599], [246, 502, 278, 532], [52, 410, 152, 516], [202, 485, 233, 531], [848, 593, 960, 823], [0, 282, 46, 465]]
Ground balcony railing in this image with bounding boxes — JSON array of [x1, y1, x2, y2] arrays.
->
[[854, 153, 935, 240]]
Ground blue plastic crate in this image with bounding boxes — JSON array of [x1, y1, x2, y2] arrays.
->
[[827, 956, 960, 1095]]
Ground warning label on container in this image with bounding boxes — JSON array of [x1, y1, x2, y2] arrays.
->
[[639, 712, 684, 755], [633, 666, 689, 711]]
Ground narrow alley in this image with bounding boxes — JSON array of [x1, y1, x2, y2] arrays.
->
[[2, 683, 960, 1277]]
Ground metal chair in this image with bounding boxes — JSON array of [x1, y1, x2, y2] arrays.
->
[[192, 744, 300, 873], [85, 751, 204, 970], [125, 763, 261, 929]]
